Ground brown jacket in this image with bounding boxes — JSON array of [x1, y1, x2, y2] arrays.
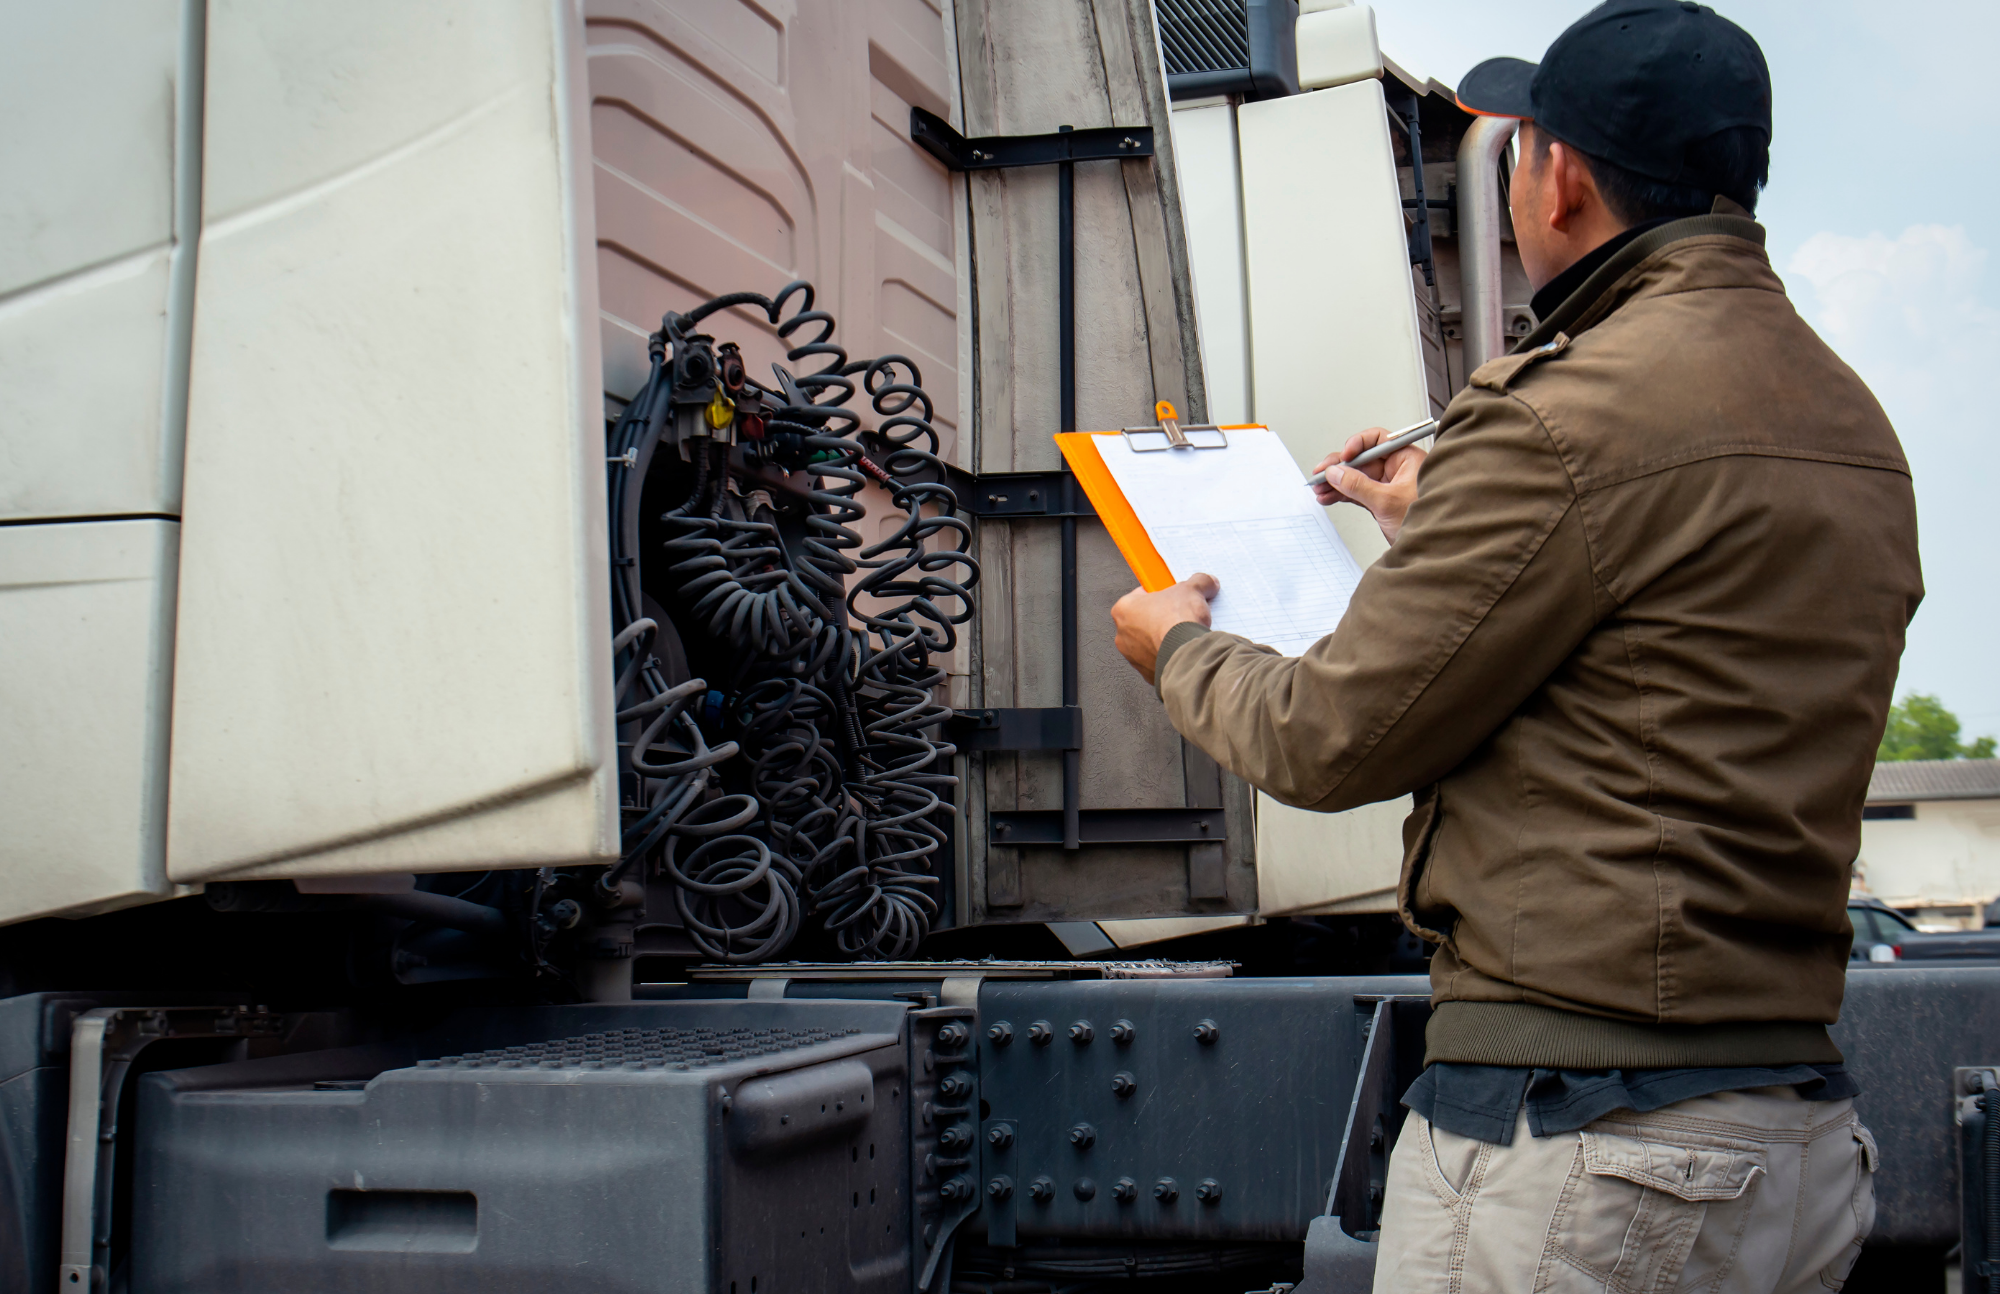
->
[[1156, 213, 1923, 1067]]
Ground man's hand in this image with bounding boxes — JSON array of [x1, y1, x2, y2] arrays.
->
[[1112, 574, 1219, 686], [1311, 426, 1427, 543]]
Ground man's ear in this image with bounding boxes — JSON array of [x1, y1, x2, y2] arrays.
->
[[1545, 141, 1597, 235]]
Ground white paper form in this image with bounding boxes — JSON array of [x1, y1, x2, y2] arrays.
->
[[1099, 427, 1364, 657]]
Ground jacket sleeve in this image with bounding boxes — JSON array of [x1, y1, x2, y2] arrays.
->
[[1156, 388, 1606, 812]]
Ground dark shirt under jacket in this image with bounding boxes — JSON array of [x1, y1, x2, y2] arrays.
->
[[1405, 1055, 1859, 1146]]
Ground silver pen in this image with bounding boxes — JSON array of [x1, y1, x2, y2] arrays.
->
[[1304, 417, 1440, 488]]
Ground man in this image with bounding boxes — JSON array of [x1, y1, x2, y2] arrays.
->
[[1110, 1, 1921, 1288]]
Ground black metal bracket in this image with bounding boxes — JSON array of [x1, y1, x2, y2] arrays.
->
[[988, 808, 1223, 848], [948, 469, 1097, 520], [856, 435, 1099, 526], [1328, 996, 1431, 1233], [913, 106, 1154, 850], [910, 107, 1153, 173], [946, 707, 1082, 753], [1386, 87, 1436, 289], [857, 436, 1097, 520]]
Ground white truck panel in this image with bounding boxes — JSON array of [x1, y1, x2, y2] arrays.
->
[[0, 521, 180, 923], [1254, 786, 1403, 916], [0, 253, 176, 520], [1235, 76, 1430, 915], [1296, 4, 1382, 92], [1239, 78, 1429, 483], [166, 0, 616, 881], [1168, 102, 1252, 425], [0, 9, 174, 294], [0, 2, 193, 521]]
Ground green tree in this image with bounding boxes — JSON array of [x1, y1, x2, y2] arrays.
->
[[1878, 693, 1998, 761]]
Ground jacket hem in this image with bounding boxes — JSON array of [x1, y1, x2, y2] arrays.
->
[[1424, 1000, 1844, 1068]]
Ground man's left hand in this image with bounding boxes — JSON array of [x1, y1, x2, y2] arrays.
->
[[1112, 574, 1219, 686]]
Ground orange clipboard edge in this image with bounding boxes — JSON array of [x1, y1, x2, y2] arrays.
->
[[1053, 431, 1177, 592]]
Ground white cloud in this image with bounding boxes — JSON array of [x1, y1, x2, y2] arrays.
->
[[1787, 225, 2000, 730], [1788, 226, 1999, 426], [1789, 225, 1992, 337]]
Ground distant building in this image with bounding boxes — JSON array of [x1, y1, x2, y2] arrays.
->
[[1857, 759, 2000, 930]]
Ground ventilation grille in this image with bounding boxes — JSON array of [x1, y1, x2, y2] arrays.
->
[[418, 1025, 862, 1072], [1158, 0, 1250, 76]]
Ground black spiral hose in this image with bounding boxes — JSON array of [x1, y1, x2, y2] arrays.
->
[[613, 281, 976, 961], [806, 353, 974, 956], [600, 338, 804, 962]]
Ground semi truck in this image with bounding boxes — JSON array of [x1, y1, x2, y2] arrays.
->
[[2, 2, 1994, 1291]]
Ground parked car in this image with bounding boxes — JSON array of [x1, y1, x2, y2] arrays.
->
[[1850, 898, 2000, 961]]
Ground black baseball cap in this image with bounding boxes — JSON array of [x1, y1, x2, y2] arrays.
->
[[1456, 0, 1770, 190]]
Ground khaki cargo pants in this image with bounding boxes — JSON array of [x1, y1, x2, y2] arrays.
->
[[1372, 1088, 1878, 1293]]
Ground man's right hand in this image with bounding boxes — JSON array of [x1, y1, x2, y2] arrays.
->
[[1311, 427, 1427, 543]]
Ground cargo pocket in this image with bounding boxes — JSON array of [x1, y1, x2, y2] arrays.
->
[[1819, 1123, 1879, 1290], [1534, 1131, 1765, 1294]]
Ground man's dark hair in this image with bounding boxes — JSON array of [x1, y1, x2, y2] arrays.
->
[[1530, 124, 1769, 222]]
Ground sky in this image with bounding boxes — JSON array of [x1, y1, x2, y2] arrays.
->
[[1371, 0, 2000, 743]]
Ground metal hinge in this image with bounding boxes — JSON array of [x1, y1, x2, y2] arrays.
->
[[910, 107, 1153, 173], [988, 808, 1223, 848]]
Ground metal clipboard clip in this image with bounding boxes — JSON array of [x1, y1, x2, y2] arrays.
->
[[1119, 401, 1229, 452]]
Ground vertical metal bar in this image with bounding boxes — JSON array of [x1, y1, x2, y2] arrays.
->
[[1058, 126, 1080, 851], [1059, 126, 1077, 433], [1457, 115, 1518, 373], [1402, 96, 1434, 288], [59, 1012, 113, 1293]]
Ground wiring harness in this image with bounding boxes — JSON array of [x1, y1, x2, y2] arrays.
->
[[601, 282, 976, 962]]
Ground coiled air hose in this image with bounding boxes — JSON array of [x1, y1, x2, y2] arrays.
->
[[601, 282, 976, 962]]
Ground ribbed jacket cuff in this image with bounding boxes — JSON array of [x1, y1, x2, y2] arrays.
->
[[1154, 621, 1212, 697], [1424, 1001, 1844, 1069]]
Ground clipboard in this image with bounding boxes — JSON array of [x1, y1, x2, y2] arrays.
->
[[1055, 402, 1259, 593], [1054, 403, 1366, 658]]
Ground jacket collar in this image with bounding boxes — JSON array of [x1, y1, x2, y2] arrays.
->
[[1514, 197, 1766, 353]]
